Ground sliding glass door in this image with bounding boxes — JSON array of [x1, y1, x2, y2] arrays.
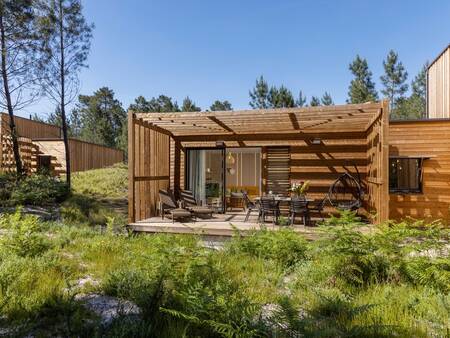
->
[[186, 148, 225, 212]]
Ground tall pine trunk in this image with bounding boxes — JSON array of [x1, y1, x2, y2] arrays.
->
[[0, 14, 23, 175], [59, 0, 70, 188]]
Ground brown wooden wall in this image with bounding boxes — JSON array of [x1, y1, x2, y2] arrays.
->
[[128, 115, 171, 223], [0, 113, 61, 139], [427, 45, 450, 118], [389, 119, 450, 223], [33, 139, 124, 174], [0, 135, 40, 173]]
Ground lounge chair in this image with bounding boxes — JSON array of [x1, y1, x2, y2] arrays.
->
[[159, 189, 178, 219], [180, 190, 214, 218]]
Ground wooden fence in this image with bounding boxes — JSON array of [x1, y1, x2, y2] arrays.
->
[[0, 113, 61, 139], [33, 139, 124, 173]]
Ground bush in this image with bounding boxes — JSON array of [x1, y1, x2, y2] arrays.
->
[[0, 209, 51, 258], [227, 228, 309, 268], [9, 173, 69, 206]]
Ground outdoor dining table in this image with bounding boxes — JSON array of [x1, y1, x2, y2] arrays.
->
[[254, 196, 314, 203]]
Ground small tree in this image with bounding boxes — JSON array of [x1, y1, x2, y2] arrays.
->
[[310, 96, 320, 107], [249, 75, 269, 109], [268, 85, 295, 108], [347, 55, 378, 103], [0, 0, 42, 174], [380, 50, 408, 112], [181, 96, 201, 112], [38, 0, 93, 188], [210, 100, 232, 111], [321, 92, 334, 106], [295, 90, 307, 107]]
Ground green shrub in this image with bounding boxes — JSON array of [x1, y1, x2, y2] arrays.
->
[[227, 228, 309, 268], [7, 173, 68, 206], [0, 209, 51, 258], [0, 172, 16, 202]]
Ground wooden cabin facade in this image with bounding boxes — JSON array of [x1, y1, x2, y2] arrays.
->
[[128, 102, 390, 225], [427, 44, 450, 118], [0, 113, 124, 174]]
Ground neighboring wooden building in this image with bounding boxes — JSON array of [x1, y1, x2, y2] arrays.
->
[[427, 44, 450, 118], [128, 102, 390, 224], [0, 113, 124, 174], [389, 119, 450, 223]]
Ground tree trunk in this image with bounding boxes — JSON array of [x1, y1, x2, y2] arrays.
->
[[59, 0, 71, 188], [0, 14, 23, 175]]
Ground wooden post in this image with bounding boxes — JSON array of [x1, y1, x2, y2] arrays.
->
[[128, 111, 135, 223], [380, 99, 390, 222], [173, 139, 181, 199]]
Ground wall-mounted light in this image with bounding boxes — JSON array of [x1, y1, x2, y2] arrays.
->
[[226, 152, 235, 165], [311, 138, 322, 145], [216, 141, 225, 148]]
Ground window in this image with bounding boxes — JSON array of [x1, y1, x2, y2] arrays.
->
[[389, 157, 424, 193]]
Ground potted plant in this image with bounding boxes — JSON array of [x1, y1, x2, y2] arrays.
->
[[289, 181, 310, 197]]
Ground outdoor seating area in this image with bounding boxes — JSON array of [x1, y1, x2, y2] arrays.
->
[[128, 102, 389, 235]]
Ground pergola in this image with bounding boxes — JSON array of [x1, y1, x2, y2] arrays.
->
[[128, 102, 389, 224]]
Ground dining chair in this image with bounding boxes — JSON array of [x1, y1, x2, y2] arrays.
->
[[260, 196, 280, 225], [289, 196, 309, 226], [242, 192, 260, 222]]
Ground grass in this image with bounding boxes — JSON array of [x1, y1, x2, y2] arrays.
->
[[0, 165, 449, 337]]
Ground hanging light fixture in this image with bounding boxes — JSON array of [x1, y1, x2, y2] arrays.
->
[[226, 152, 235, 165]]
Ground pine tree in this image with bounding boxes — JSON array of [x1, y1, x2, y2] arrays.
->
[[0, 0, 43, 174], [181, 96, 201, 112], [73, 87, 126, 147], [210, 100, 232, 111], [394, 63, 428, 120], [347, 55, 378, 103], [249, 75, 269, 109], [268, 85, 295, 108], [321, 92, 334, 106], [310, 96, 320, 106], [295, 91, 307, 107], [38, 0, 93, 188], [129, 95, 179, 112], [380, 50, 408, 112]]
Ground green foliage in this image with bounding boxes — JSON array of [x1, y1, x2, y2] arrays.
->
[[249, 75, 270, 109], [181, 96, 201, 112], [210, 100, 233, 111], [380, 50, 409, 113], [0, 172, 69, 206], [321, 92, 334, 105], [71, 163, 127, 199], [310, 95, 320, 106], [129, 94, 180, 112], [73, 87, 126, 148], [268, 85, 295, 108], [347, 55, 378, 103], [0, 209, 50, 257], [296, 90, 307, 107], [227, 228, 309, 268]]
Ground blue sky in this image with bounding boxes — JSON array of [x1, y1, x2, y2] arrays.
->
[[24, 0, 450, 118]]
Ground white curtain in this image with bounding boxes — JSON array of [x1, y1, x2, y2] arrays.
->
[[189, 150, 206, 205]]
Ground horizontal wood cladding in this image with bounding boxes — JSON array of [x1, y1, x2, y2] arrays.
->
[[265, 147, 290, 195], [0, 113, 61, 139], [33, 139, 124, 173], [389, 120, 450, 223], [427, 45, 450, 118]]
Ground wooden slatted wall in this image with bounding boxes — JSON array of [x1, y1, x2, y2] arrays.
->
[[129, 115, 170, 222], [264, 147, 290, 194], [0, 135, 39, 173], [366, 102, 389, 223], [389, 119, 450, 223], [427, 45, 450, 118]]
